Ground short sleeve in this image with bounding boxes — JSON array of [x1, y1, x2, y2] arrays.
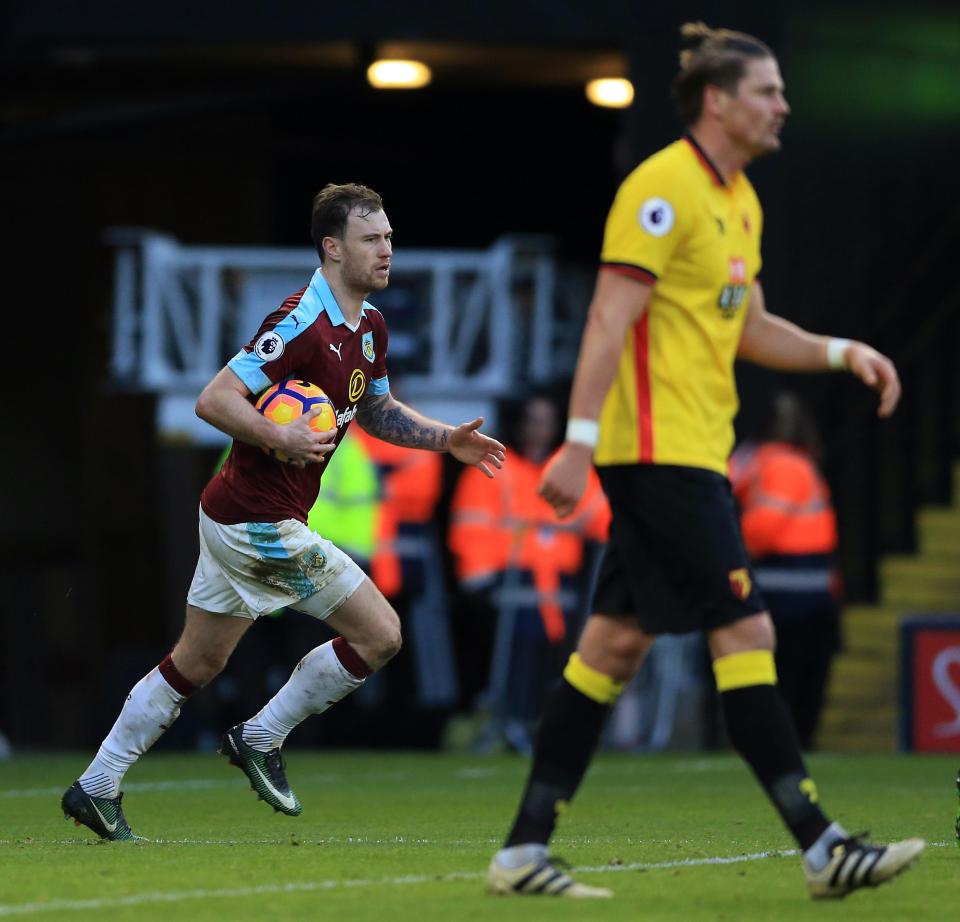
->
[[366, 306, 390, 396], [600, 165, 690, 284], [228, 306, 310, 396]]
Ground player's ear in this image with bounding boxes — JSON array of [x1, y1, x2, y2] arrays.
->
[[702, 83, 727, 118], [322, 235, 342, 263]]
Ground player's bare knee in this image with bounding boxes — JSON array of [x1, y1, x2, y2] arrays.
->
[[380, 624, 403, 663], [740, 613, 775, 650], [369, 613, 402, 667], [607, 629, 650, 662], [709, 612, 775, 658], [176, 647, 230, 686]]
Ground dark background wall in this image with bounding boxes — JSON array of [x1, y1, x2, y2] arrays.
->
[[2, 0, 958, 747]]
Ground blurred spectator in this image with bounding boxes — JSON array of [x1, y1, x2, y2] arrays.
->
[[353, 425, 456, 746], [449, 394, 610, 752], [306, 429, 379, 569], [729, 392, 841, 750]]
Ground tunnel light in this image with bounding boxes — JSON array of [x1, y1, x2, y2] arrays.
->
[[367, 59, 432, 89], [586, 78, 634, 109]]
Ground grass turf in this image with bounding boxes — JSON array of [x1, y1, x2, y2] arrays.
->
[[0, 751, 956, 920]]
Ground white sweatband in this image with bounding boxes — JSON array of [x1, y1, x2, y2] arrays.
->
[[826, 338, 851, 371], [565, 417, 599, 448]]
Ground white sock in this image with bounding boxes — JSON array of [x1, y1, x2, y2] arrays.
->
[[804, 822, 849, 872], [495, 844, 549, 869], [77, 667, 186, 798], [242, 641, 364, 751]]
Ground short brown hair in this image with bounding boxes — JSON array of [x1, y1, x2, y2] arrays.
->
[[672, 22, 774, 126], [310, 183, 384, 262]]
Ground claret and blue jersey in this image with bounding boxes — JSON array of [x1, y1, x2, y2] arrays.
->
[[201, 268, 390, 526]]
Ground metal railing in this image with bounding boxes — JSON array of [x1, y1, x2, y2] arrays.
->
[[107, 228, 564, 401]]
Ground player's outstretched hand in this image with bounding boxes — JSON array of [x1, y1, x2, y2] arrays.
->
[[845, 342, 901, 417], [448, 417, 506, 478], [276, 406, 337, 468], [538, 442, 592, 519]]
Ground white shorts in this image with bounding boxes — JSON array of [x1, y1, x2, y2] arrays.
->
[[187, 507, 366, 620]]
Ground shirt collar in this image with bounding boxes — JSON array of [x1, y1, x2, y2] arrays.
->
[[308, 268, 366, 328], [682, 133, 728, 188]]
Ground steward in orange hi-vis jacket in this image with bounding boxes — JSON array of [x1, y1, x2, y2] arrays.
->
[[351, 427, 458, 721], [450, 446, 610, 747], [352, 426, 443, 599], [731, 441, 837, 560], [450, 454, 610, 642], [730, 430, 840, 750]]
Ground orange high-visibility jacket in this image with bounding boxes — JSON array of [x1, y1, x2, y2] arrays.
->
[[729, 442, 837, 558], [353, 427, 443, 597], [449, 453, 611, 642]]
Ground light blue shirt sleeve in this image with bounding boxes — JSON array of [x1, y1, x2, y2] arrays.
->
[[228, 350, 273, 395]]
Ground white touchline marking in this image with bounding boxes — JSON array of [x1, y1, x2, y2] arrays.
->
[[2, 756, 756, 801], [0, 836, 502, 847], [0, 753, 846, 799], [1, 776, 334, 799], [0, 765, 676, 800], [0, 850, 811, 916], [1, 780, 231, 799], [0, 843, 945, 915]]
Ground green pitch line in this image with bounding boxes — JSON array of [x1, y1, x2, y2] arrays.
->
[[0, 752, 956, 921]]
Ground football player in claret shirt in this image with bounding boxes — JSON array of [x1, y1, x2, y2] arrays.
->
[[62, 183, 505, 839], [486, 24, 924, 900]]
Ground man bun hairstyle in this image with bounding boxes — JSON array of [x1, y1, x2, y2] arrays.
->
[[672, 22, 774, 126], [311, 182, 384, 262]]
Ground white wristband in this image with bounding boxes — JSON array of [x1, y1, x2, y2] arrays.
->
[[826, 338, 851, 371], [565, 417, 599, 448]]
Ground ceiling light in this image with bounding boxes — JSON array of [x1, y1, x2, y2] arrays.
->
[[586, 78, 634, 109], [367, 59, 432, 89]]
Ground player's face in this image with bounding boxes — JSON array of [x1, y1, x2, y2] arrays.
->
[[339, 208, 393, 294], [722, 57, 790, 157], [519, 397, 559, 460]]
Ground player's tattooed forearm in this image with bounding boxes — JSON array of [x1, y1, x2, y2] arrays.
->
[[357, 394, 448, 450]]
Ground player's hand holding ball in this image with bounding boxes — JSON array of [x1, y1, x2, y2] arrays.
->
[[274, 406, 337, 468], [255, 379, 337, 467]]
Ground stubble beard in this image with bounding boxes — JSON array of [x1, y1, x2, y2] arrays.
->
[[342, 262, 389, 298], [745, 129, 782, 160]]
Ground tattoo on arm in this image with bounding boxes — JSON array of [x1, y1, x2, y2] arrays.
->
[[356, 393, 450, 450]]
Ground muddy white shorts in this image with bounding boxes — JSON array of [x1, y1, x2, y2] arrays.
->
[[187, 507, 365, 620]]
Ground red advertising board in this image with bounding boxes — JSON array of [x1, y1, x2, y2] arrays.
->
[[901, 618, 960, 752]]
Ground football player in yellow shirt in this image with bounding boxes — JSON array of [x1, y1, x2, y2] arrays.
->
[[486, 22, 923, 901]]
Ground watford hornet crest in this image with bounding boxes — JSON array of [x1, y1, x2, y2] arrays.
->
[[728, 568, 752, 601]]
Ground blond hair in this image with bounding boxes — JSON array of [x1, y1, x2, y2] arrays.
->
[[672, 22, 774, 125]]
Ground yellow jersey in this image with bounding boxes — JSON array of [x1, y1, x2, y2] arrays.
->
[[595, 135, 763, 475]]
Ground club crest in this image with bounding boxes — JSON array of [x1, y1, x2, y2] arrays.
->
[[728, 568, 752, 600], [362, 331, 375, 363]]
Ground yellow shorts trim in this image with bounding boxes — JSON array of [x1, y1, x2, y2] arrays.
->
[[563, 653, 625, 705], [713, 650, 777, 692]]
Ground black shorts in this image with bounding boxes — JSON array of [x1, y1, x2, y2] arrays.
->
[[592, 464, 766, 635]]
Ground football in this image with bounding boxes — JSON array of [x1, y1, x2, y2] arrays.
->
[[254, 379, 337, 463]]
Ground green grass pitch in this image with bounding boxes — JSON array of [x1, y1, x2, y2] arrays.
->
[[1, 751, 957, 920]]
